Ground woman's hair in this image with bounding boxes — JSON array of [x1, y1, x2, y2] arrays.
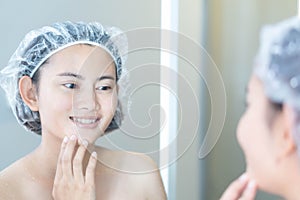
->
[[0, 21, 128, 135], [254, 16, 300, 153]]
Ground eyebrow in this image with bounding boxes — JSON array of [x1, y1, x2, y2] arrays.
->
[[57, 72, 84, 79], [57, 72, 115, 81]]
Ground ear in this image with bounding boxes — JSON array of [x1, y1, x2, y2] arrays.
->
[[275, 105, 298, 160], [19, 76, 39, 111]]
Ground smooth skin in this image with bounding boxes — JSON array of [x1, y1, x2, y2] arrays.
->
[[0, 44, 167, 200]]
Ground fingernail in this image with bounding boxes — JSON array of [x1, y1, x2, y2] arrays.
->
[[63, 136, 69, 143], [92, 151, 97, 158], [70, 135, 77, 141], [83, 140, 88, 148], [239, 174, 248, 182], [247, 180, 256, 189]]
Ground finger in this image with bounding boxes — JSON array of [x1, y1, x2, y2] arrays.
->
[[54, 136, 69, 182], [220, 174, 249, 200], [62, 134, 77, 178], [85, 151, 97, 185], [240, 180, 257, 200], [73, 140, 88, 182]]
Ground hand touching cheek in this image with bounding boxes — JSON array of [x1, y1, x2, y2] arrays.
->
[[52, 135, 98, 200]]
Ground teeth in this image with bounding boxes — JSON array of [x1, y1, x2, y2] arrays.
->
[[72, 118, 97, 124]]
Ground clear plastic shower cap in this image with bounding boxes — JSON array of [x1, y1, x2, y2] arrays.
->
[[255, 16, 300, 110], [254, 16, 300, 153], [0, 21, 128, 135]]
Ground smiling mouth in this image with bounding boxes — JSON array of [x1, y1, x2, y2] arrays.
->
[[69, 116, 101, 127]]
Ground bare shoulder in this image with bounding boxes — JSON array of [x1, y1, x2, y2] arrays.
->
[[0, 161, 24, 200], [95, 146, 158, 172], [95, 146, 167, 199], [0, 170, 14, 200]]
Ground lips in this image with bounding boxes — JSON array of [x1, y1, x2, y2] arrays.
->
[[69, 116, 101, 128]]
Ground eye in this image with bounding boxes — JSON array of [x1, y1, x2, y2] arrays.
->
[[97, 86, 112, 91], [63, 83, 77, 89]]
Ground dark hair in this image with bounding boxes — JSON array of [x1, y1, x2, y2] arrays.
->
[[266, 99, 283, 128], [270, 101, 283, 111]]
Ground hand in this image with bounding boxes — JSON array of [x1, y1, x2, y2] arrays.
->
[[220, 173, 257, 200], [52, 135, 98, 200]]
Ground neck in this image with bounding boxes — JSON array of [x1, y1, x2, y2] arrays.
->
[[283, 177, 300, 200], [284, 185, 300, 200], [278, 156, 300, 200]]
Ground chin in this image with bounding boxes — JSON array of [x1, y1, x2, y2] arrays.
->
[[246, 165, 257, 181], [246, 167, 273, 192], [74, 128, 104, 143]]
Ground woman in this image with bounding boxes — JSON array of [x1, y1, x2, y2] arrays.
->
[[221, 16, 300, 199], [0, 21, 166, 199]]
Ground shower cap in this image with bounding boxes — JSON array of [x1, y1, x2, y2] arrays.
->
[[254, 16, 300, 109], [0, 21, 128, 135], [254, 16, 300, 153]]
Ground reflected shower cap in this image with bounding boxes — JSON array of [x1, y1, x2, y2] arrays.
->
[[254, 16, 300, 109], [0, 21, 128, 135], [254, 16, 300, 152]]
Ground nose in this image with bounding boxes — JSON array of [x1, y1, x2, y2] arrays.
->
[[73, 88, 100, 111]]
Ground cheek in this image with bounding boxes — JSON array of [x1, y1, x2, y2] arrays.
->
[[237, 109, 262, 148], [38, 89, 73, 115], [237, 111, 264, 153], [54, 97, 73, 111], [237, 114, 247, 149], [100, 93, 118, 115]]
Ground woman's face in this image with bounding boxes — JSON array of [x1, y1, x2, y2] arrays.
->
[[237, 75, 280, 191], [36, 44, 118, 143]]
